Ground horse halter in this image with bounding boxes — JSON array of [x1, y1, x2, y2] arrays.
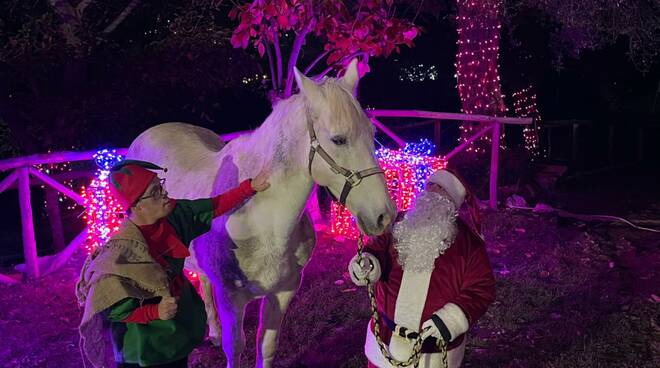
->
[[306, 116, 384, 205]]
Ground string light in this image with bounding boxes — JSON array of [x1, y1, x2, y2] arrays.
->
[[81, 149, 125, 254], [36, 150, 77, 211], [455, 0, 506, 154], [512, 86, 545, 159], [330, 139, 447, 238], [82, 149, 205, 286], [399, 64, 439, 82]]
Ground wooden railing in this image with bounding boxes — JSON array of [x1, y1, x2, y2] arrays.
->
[[0, 149, 127, 282], [367, 109, 531, 209], [0, 112, 530, 283]]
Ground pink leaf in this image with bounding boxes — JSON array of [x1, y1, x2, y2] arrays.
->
[[230, 33, 242, 48], [403, 28, 418, 41], [229, 7, 239, 20], [289, 14, 298, 26], [354, 26, 369, 39], [277, 15, 289, 28], [241, 32, 249, 49], [357, 61, 370, 77], [257, 43, 265, 57]]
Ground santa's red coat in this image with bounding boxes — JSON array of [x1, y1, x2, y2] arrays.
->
[[363, 217, 496, 367]]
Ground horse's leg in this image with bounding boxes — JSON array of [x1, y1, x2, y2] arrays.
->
[[255, 288, 297, 368], [200, 275, 222, 346], [216, 287, 250, 368]]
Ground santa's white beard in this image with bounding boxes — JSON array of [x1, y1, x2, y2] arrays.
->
[[393, 191, 458, 273]]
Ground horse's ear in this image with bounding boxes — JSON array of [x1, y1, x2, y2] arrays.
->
[[341, 58, 360, 93], [294, 67, 321, 101]]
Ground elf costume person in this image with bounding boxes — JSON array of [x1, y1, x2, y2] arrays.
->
[[76, 160, 270, 368], [349, 169, 496, 368]]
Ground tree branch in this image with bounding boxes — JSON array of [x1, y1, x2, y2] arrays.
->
[[47, 0, 82, 46], [313, 51, 369, 81], [304, 50, 329, 75], [265, 42, 277, 90], [48, 0, 81, 26], [102, 0, 141, 34], [272, 34, 283, 89], [76, 0, 94, 15], [284, 29, 309, 97]]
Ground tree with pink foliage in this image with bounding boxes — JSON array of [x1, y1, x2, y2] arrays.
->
[[229, 0, 420, 101]]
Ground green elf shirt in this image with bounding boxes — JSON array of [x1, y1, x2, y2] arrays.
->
[[106, 180, 254, 366]]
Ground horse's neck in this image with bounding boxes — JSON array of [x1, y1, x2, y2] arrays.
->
[[231, 96, 314, 235]]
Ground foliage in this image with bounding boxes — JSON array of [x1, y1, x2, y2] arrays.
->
[[228, 0, 421, 99], [503, 0, 660, 72], [0, 1, 262, 154]]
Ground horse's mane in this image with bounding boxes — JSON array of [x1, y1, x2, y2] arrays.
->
[[230, 77, 374, 173]]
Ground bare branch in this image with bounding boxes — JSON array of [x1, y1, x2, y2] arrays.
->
[[304, 50, 330, 75], [273, 34, 283, 89], [75, 0, 94, 15], [48, 0, 81, 25], [265, 42, 277, 90], [47, 0, 82, 46], [102, 0, 141, 34], [284, 29, 310, 97], [314, 51, 369, 81]]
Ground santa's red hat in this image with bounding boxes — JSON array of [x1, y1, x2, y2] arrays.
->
[[426, 169, 482, 235], [426, 170, 466, 207], [108, 160, 166, 209]]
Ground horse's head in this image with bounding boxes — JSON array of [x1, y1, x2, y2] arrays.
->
[[294, 59, 395, 235]]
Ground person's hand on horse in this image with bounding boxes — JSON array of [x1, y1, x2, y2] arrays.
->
[[251, 169, 271, 192]]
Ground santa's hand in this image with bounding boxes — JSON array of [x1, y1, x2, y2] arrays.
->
[[421, 304, 470, 344], [421, 316, 451, 344], [348, 253, 381, 286]]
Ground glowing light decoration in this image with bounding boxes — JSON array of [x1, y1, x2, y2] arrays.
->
[[82, 149, 203, 286], [36, 151, 77, 211], [81, 149, 125, 254], [512, 86, 544, 159], [330, 139, 446, 238], [455, 0, 506, 154], [399, 64, 439, 82]]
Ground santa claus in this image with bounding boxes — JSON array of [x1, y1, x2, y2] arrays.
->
[[349, 169, 496, 368]]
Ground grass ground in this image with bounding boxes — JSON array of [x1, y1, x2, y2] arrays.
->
[[1, 172, 658, 367]]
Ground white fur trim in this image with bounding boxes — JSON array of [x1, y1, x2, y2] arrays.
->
[[426, 170, 466, 207], [364, 324, 467, 368], [349, 253, 381, 286], [390, 270, 432, 359], [434, 303, 470, 342]]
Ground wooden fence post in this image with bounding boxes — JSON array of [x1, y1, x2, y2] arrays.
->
[[18, 167, 39, 278], [433, 120, 442, 148], [46, 188, 66, 252], [489, 122, 501, 209]]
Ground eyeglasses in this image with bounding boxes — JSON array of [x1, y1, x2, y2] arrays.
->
[[137, 178, 167, 201]]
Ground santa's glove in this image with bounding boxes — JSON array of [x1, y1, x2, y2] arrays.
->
[[348, 253, 381, 286], [421, 303, 470, 344]]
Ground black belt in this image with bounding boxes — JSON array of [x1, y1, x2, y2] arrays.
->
[[378, 310, 463, 353]]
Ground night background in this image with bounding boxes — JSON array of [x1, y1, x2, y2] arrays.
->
[[0, 1, 658, 367]]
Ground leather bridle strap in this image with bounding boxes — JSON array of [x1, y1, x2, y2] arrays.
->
[[306, 117, 384, 205]]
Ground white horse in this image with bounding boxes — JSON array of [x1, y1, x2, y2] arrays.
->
[[126, 59, 395, 368]]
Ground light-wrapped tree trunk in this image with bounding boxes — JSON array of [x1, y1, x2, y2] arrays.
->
[[456, 0, 506, 154]]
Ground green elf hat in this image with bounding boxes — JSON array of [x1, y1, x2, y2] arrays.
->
[[108, 160, 167, 209]]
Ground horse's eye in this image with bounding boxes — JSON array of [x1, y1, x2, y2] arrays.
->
[[331, 136, 347, 145]]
